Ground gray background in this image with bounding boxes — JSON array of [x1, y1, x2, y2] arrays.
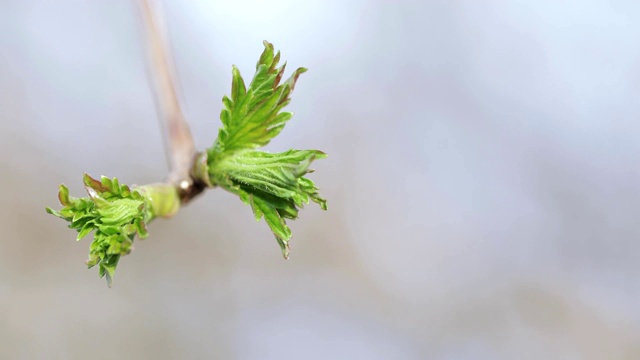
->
[[1, 0, 639, 359]]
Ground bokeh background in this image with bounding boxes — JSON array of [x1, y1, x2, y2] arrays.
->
[[1, 0, 640, 359]]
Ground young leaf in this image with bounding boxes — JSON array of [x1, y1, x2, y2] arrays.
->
[[209, 149, 327, 258], [206, 41, 327, 257], [210, 41, 307, 156], [46, 175, 155, 286], [211, 149, 327, 207]]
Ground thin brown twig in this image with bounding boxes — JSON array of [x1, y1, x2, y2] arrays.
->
[[138, 0, 196, 189]]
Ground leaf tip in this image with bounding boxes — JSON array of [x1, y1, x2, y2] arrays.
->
[[57, 184, 71, 205]]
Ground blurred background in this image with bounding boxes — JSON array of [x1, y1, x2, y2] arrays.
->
[[1, 0, 640, 358]]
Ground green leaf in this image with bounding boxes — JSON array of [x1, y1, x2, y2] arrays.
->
[[209, 149, 326, 258], [210, 41, 307, 156], [211, 149, 326, 207], [205, 41, 327, 257], [46, 175, 155, 286], [249, 193, 291, 258]]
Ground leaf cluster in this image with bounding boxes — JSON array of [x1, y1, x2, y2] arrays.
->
[[47, 41, 328, 286], [207, 41, 326, 258], [46, 174, 152, 286]]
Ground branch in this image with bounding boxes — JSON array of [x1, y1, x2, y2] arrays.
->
[[47, 36, 327, 285], [138, 0, 196, 189]]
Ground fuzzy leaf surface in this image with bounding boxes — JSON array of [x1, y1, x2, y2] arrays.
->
[[206, 41, 327, 257], [210, 41, 307, 156], [46, 174, 154, 286]]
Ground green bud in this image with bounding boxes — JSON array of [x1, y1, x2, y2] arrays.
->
[[47, 175, 157, 287]]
